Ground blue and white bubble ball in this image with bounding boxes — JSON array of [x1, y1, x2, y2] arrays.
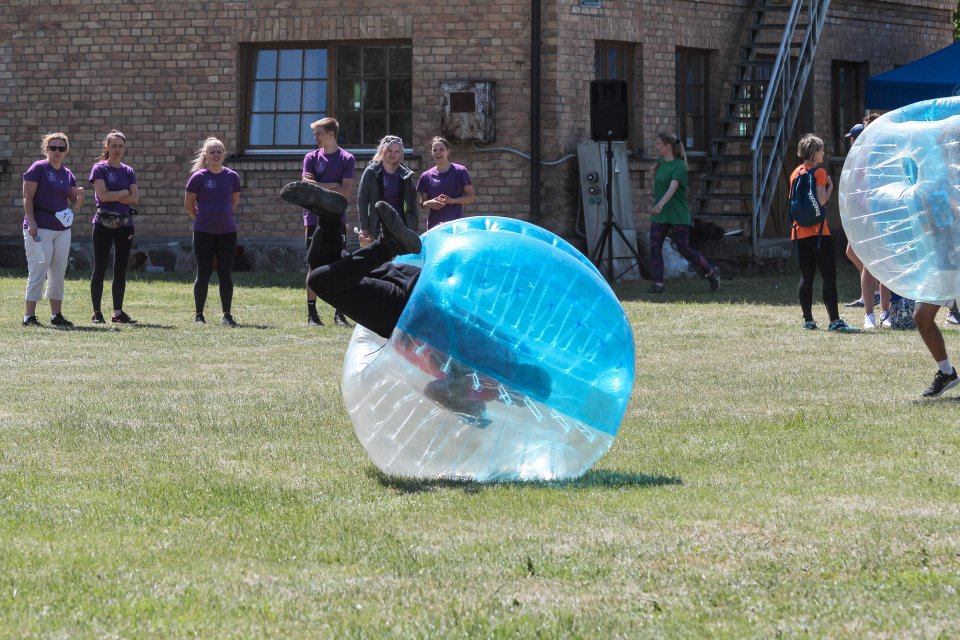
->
[[839, 96, 960, 300], [341, 217, 635, 481]]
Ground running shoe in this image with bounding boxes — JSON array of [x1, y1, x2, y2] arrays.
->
[[22, 315, 42, 327], [802, 320, 818, 330], [843, 297, 864, 308], [922, 368, 959, 398], [827, 318, 859, 333], [424, 378, 488, 426], [111, 310, 137, 324], [91, 311, 106, 324], [375, 201, 422, 255], [946, 309, 960, 326], [333, 310, 352, 327], [194, 313, 206, 325], [50, 313, 74, 328], [707, 268, 721, 293], [863, 313, 877, 330], [879, 310, 892, 329], [221, 314, 238, 327], [279, 181, 347, 218], [308, 315, 323, 327]]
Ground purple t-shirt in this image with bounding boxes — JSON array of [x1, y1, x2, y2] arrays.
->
[[185, 167, 241, 234], [382, 169, 404, 216], [22, 159, 78, 231], [301, 147, 356, 226], [89, 161, 137, 226], [416, 163, 473, 228]]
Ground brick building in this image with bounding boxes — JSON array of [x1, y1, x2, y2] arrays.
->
[[0, 0, 954, 269]]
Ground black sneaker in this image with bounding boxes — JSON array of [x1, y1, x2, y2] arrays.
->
[[424, 378, 488, 426], [50, 313, 74, 328], [922, 368, 959, 398], [707, 268, 721, 293], [308, 315, 323, 327], [194, 313, 206, 325], [375, 201, 422, 255], [221, 314, 238, 327], [280, 181, 347, 220], [111, 310, 137, 324], [91, 311, 106, 324], [22, 315, 42, 327], [333, 310, 352, 327]]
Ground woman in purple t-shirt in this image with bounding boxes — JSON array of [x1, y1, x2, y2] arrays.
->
[[89, 130, 140, 325], [21, 132, 85, 328], [184, 137, 242, 326], [416, 136, 475, 229]]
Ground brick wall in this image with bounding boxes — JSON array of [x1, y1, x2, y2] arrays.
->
[[0, 0, 954, 257]]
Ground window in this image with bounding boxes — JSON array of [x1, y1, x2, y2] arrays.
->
[[736, 57, 773, 138], [243, 43, 412, 152], [832, 60, 868, 152], [675, 48, 711, 151], [594, 42, 631, 81]]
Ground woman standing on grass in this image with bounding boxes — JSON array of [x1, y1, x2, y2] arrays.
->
[[417, 136, 475, 229], [789, 133, 857, 333], [184, 137, 241, 326], [89, 130, 140, 325], [21, 132, 84, 328], [357, 135, 418, 245], [643, 132, 720, 295]]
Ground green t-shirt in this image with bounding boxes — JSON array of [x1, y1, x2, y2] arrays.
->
[[652, 158, 690, 225]]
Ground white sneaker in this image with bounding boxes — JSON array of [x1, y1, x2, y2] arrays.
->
[[879, 310, 892, 329], [863, 313, 877, 330]]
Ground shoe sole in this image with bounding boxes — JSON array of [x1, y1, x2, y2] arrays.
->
[[375, 201, 422, 255], [708, 270, 720, 292], [280, 181, 347, 219], [924, 377, 960, 398]]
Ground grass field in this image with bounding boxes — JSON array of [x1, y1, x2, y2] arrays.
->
[[1, 266, 959, 638]]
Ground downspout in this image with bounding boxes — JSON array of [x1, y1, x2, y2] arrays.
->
[[530, 0, 542, 222]]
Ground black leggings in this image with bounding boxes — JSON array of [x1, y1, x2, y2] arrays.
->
[[796, 235, 838, 322], [193, 230, 236, 315], [91, 224, 134, 312], [306, 221, 419, 339]]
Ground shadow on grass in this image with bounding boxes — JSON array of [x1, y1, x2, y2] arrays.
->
[[32, 323, 180, 331], [371, 467, 682, 494]]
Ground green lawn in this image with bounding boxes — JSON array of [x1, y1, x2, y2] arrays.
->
[[1, 267, 958, 638]]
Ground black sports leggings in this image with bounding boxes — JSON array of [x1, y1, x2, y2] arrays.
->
[[306, 221, 419, 339], [91, 224, 134, 312], [796, 235, 839, 322], [193, 230, 236, 315]]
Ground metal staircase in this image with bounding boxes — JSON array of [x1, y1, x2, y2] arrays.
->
[[695, 0, 831, 254]]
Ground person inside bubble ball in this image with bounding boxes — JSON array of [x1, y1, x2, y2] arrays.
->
[[280, 185, 550, 422]]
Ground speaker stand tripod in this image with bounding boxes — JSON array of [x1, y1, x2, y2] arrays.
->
[[590, 139, 652, 283]]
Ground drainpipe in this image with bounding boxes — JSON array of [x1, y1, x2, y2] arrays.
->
[[530, 0, 541, 223]]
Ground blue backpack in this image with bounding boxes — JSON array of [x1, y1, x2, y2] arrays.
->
[[789, 165, 826, 228]]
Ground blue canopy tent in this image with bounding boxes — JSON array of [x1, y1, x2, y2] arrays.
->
[[865, 41, 960, 110]]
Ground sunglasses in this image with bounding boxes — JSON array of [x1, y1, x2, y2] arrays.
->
[[48, 145, 67, 153]]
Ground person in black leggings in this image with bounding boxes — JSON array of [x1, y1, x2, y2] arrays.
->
[[292, 192, 550, 420], [89, 130, 139, 324], [789, 134, 857, 333], [184, 137, 242, 326]]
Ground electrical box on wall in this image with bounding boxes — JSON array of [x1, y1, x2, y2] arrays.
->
[[441, 81, 495, 142]]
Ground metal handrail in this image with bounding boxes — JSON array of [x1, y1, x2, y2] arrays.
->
[[750, 0, 831, 252]]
